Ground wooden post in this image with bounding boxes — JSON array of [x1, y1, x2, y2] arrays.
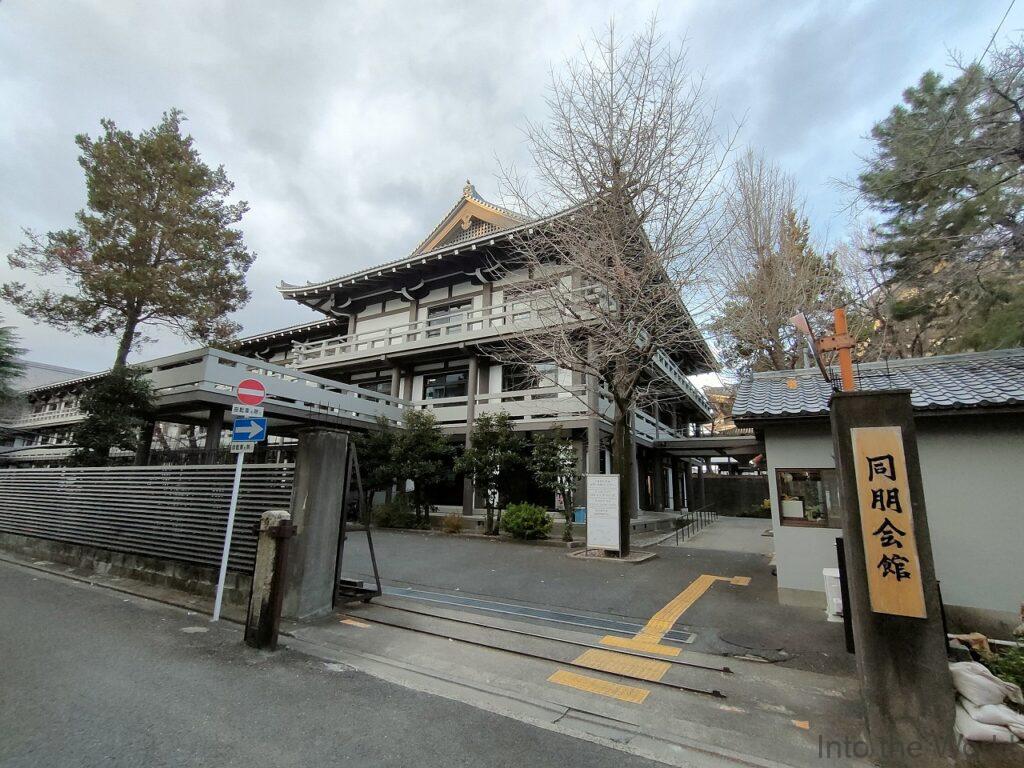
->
[[245, 510, 295, 651], [830, 390, 954, 765]]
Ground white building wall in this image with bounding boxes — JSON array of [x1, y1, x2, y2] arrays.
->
[[764, 425, 841, 607], [764, 414, 1024, 632]]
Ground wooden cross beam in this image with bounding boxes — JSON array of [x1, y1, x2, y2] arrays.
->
[[817, 308, 856, 391]]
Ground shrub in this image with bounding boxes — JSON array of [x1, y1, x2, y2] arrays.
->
[[441, 512, 464, 535], [984, 644, 1024, 693], [373, 496, 417, 529], [502, 502, 552, 540]]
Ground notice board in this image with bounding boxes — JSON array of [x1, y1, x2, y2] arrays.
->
[[586, 474, 620, 552]]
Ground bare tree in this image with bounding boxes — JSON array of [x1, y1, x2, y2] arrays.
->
[[491, 19, 728, 554], [707, 149, 848, 372], [838, 224, 937, 360]]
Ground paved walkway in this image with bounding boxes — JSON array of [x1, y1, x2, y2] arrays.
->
[[342, 528, 852, 676], [664, 516, 775, 555]]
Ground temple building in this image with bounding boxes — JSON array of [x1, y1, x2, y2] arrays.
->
[[2, 182, 720, 518]]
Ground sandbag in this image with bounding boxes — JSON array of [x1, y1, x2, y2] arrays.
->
[[954, 702, 1020, 743], [960, 698, 1024, 731], [950, 661, 1024, 706]]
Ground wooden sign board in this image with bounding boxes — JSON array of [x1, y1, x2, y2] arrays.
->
[[585, 474, 620, 552], [850, 426, 927, 618]]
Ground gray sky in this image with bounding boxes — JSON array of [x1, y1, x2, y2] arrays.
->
[[1, 0, 1021, 372]]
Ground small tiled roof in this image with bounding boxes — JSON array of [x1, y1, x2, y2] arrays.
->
[[733, 347, 1024, 422]]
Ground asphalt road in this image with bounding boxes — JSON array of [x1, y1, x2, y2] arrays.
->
[[0, 561, 663, 768], [340, 527, 854, 675]]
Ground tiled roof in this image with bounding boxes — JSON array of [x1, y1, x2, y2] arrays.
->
[[733, 347, 1024, 422]]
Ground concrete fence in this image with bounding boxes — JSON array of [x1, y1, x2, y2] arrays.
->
[[0, 463, 295, 572]]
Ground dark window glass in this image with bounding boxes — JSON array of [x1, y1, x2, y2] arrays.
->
[[356, 379, 391, 395], [426, 301, 471, 337], [423, 370, 468, 400]]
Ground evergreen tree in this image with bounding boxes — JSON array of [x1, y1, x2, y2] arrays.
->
[[354, 416, 398, 510], [530, 427, 581, 541], [3, 109, 254, 369], [0, 319, 25, 408], [70, 367, 154, 465], [858, 42, 1024, 351], [391, 410, 453, 526], [456, 411, 526, 535]]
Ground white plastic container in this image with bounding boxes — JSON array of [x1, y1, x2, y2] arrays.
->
[[823, 567, 843, 622]]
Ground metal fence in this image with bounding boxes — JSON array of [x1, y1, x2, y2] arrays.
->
[[0, 463, 295, 572]]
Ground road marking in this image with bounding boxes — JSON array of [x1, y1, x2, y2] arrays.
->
[[340, 617, 370, 628], [548, 669, 650, 704], [574, 649, 672, 682], [549, 573, 749, 703], [599, 574, 749, 654], [598, 635, 681, 657]]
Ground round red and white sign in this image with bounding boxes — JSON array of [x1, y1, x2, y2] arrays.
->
[[236, 378, 266, 406]]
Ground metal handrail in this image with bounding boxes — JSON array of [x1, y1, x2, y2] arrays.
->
[[673, 503, 718, 545]]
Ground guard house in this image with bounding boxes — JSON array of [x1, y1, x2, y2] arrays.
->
[[733, 347, 1024, 635], [4, 182, 717, 518]]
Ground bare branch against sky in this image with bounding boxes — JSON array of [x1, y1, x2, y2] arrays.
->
[[1, 0, 1019, 369]]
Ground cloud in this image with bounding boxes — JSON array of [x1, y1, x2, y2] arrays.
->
[[1, 0, 1019, 369]]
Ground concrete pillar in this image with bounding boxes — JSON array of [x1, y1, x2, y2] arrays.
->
[[389, 365, 401, 398], [666, 460, 675, 510], [204, 407, 224, 462], [281, 429, 350, 621], [462, 356, 479, 516], [407, 297, 419, 341], [683, 460, 693, 510], [672, 458, 684, 511], [830, 391, 954, 765], [134, 420, 156, 466], [652, 451, 666, 512], [697, 462, 706, 509], [402, 371, 414, 402]]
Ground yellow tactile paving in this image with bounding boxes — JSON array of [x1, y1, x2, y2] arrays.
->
[[548, 669, 650, 704], [574, 649, 672, 682], [547, 573, 750, 704], [598, 635, 681, 657], [632, 574, 722, 644]]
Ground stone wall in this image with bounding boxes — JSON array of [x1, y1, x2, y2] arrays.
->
[[0, 532, 251, 607]]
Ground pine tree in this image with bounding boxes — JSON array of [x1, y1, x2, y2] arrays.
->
[[3, 109, 254, 369]]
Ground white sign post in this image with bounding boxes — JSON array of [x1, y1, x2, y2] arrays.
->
[[585, 474, 621, 553], [212, 381, 267, 622]]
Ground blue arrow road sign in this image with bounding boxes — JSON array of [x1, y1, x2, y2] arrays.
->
[[231, 417, 267, 442]]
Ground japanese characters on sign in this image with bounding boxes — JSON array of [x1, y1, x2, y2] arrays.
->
[[850, 426, 927, 618]]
